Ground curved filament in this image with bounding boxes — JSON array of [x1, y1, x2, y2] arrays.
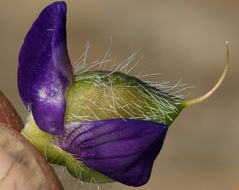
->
[[182, 41, 230, 107]]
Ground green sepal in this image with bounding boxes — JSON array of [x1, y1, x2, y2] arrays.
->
[[65, 71, 184, 127]]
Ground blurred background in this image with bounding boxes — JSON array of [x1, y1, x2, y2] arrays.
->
[[0, 0, 239, 189]]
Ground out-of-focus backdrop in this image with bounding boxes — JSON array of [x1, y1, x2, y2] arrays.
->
[[0, 0, 238, 190]]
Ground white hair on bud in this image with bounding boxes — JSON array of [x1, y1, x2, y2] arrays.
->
[[66, 38, 192, 125], [72, 40, 190, 101]]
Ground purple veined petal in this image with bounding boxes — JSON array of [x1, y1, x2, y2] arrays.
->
[[58, 119, 168, 186], [18, 1, 73, 135]]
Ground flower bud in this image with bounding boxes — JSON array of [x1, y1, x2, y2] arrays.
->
[[65, 71, 184, 126]]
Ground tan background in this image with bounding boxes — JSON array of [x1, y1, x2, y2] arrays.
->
[[0, 0, 239, 189]]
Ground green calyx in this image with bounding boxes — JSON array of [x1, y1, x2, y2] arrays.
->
[[65, 71, 184, 127]]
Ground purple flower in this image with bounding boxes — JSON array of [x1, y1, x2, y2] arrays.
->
[[17, 1, 229, 187], [18, 1, 169, 186]]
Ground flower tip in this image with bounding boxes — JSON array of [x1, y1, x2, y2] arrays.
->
[[182, 42, 230, 107], [47, 1, 67, 8], [53, 1, 67, 16]]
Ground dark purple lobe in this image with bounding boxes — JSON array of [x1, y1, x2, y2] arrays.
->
[[18, 1, 73, 135], [58, 119, 168, 186]]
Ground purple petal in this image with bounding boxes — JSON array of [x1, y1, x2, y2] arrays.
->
[[18, 2, 73, 135], [58, 119, 168, 186]]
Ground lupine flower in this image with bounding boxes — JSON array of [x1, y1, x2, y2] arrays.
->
[[18, 1, 229, 187]]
